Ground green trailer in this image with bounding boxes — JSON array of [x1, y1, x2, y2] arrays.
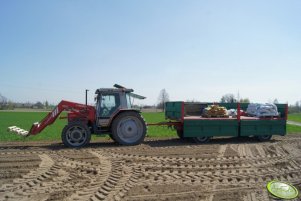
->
[[165, 101, 287, 142]]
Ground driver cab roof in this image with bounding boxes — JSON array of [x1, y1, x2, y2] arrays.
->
[[95, 88, 134, 94], [95, 84, 146, 100]]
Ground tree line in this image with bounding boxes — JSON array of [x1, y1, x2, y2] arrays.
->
[[0, 93, 53, 110], [1, 91, 301, 113], [157, 91, 301, 114], [220, 94, 301, 113], [289, 101, 301, 113]]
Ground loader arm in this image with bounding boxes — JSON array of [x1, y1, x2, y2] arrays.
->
[[8, 100, 95, 136], [29, 100, 95, 135]]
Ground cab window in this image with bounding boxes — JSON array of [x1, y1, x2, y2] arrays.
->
[[99, 94, 120, 117]]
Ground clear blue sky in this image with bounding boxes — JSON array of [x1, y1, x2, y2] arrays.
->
[[0, 0, 300, 105]]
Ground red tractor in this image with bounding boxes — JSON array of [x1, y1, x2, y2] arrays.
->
[[8, 84, 147, 148]]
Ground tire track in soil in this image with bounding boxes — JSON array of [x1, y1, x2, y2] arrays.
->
[[66, 150, 114, 201], [44, 151, 101, 200], [86, 150, 143, 201], [0, 154, 55, 201], [0, 135, 300, 200], [0, 154, 41, 186], [115, 138, 301, 200]]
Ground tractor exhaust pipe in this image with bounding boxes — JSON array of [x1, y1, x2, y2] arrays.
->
[[85, 89, 89, 106]]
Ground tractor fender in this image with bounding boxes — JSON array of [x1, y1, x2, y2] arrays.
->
[[108, 109, 142, 129], [108, 109, 143, 130]]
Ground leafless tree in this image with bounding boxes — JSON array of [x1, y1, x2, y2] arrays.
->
[[157, 89, 169, 111], [288, 101, 301, 113], [0, 93, 7, 109], [220, 93, 237, 103]]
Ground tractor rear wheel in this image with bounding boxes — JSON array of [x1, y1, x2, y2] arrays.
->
[[61, 122, 91, 148], [111, 111, 146, 145], [109, 134, 118, 143]]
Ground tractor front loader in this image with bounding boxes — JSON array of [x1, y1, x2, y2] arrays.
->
[[7, 84, 147, 148]]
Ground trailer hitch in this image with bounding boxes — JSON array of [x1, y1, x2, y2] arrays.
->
[[147, 121, 182, 129]]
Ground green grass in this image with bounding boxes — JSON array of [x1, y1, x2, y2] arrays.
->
[[142, 112, 177, 137], [0, 111, 176, 142], [288, 113, 301, 123], [286, 113, 301, 133], [287, 124, 301, 133], [0, 111, 67, 141], [1, 111, 300, 142]]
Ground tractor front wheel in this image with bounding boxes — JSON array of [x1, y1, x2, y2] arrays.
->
[[111, 112, 146, 145], [61, 122, 91, 148]]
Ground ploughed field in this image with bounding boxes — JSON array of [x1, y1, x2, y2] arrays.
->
[[0, 135, 300, 201]]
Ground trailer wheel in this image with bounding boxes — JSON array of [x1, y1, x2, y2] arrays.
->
[[62, 122, 91, 148], [193, 136, 211, 143], [177, 129, 185, 140], [256, 135, 272, 142], [111, 111, 146, 145]]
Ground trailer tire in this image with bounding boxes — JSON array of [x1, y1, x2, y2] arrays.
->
[[62, 122, 91, 148], [111, 111, 146, 145], [177, 130, 193, 142], [193, 136, 211, 143], [256, 135, 272, 142], [177, 129, 185, 140]]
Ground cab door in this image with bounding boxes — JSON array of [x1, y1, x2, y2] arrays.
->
[[96, 93, 120, 127]]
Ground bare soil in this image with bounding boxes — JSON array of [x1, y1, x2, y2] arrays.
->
[[0, 135, 300, 201]]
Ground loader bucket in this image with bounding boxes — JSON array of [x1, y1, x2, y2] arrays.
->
[[7, 126, 30, 137]]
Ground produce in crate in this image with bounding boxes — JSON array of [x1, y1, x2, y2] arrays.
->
[[202, 105, 228, 118]]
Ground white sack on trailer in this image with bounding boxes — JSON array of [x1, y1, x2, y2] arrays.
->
[[246, 103, 260, 116], [247, 103, 279, 117]]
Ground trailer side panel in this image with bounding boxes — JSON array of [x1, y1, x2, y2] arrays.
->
[[183, 119, 238, 137], [240, 119, 286, 136]]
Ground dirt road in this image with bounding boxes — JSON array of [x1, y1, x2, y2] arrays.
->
[[0, 135, 300, 201], [287, 120, 301, 127]]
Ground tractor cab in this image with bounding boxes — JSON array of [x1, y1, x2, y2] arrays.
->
[[94, 84, 145, 128]]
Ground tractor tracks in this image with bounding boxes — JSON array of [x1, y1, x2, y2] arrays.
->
[[0, 135, 300, 201]]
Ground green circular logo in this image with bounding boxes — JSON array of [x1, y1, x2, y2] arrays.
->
[[267, 181, 299, 199]]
